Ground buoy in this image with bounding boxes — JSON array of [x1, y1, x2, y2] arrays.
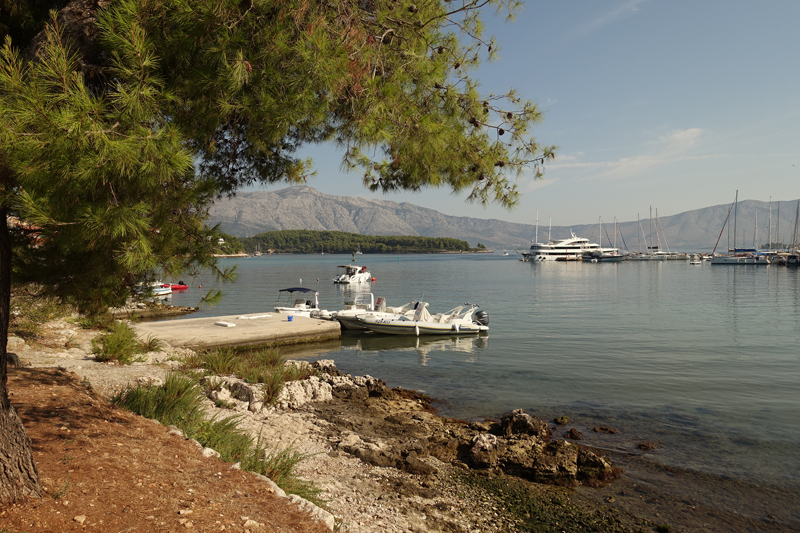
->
[[371, 277, 375, 281], [199, 284, 202, 288]]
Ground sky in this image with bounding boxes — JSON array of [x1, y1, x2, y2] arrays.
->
[[248, 0, 800, 227]]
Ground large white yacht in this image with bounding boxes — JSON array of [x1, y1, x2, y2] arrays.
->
[[521, 231, 616, 261]]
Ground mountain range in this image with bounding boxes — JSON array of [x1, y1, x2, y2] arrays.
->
[[209, 187, 800, 251]]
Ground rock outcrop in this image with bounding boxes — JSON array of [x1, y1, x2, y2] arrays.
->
[[199, 360, 617, 488]]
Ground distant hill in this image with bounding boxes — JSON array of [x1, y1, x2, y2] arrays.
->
[[209, 187, 800, 251]]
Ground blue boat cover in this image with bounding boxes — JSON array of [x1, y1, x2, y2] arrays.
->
[[279, 287, 317, 293]]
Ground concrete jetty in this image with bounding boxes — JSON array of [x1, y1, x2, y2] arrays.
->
[[133, 312, 341, 350]]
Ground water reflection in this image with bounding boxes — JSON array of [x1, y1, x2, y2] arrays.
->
[[339, 332, 488, 365]]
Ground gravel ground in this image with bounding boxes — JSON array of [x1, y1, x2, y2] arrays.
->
[[9, 318, 523, 532]]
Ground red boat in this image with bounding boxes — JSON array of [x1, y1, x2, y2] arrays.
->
[[163, 281, 189, 291]]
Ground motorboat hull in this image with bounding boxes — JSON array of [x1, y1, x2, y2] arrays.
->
[[361, 317, 488, 335], [710, 256, 770, 265], [333, 273, 372, 284]]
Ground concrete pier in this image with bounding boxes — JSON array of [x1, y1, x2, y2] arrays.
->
[[133, 312, 341, 350]]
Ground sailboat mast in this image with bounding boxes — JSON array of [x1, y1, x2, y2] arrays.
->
[[637, 214, 641, 253], [656, 209, 672, 253], [535, 210, 539, 244], [733, 191, 738, 251], [769, 197, 772, 252], [754, 210, 758, 249]]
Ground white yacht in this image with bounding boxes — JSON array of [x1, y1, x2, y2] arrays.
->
[[521, 231, 616, 261]]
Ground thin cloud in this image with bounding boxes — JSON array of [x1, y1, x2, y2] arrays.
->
[[570, 0, 649, 39], [547, 128, 716, 180]]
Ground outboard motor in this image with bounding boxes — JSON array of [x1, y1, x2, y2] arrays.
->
[[474, 309, 489, 326]]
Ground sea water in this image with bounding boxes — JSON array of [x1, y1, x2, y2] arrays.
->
[[166, 254, 800, 507]]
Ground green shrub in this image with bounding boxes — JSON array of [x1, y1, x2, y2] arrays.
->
[[201, 348, 239, 376], [9, 286, 72, 339], [74, 313, 115, 330], [92, 322, 140, 364], [92, 321, 163, 364]]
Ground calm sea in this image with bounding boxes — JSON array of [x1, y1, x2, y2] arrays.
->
[[166, 253, 800, 520]]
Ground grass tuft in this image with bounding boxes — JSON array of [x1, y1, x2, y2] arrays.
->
[[179, 347, 317, 404], [113, 373, 321, 503], [92, 321, 163, 364], [139, 334, 163, 353], [201, 348, 239, 376], [92, 322, 140, 364]]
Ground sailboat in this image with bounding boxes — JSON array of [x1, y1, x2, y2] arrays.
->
[[711, 191, 770, 265], [582, 217, 623, 262], [786, 201, 800, 266]]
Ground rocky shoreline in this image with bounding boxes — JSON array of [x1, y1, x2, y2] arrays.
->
[[10, 315, 795, 532], [9, 316, 656, 532]]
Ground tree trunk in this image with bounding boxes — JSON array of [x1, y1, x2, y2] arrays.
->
[[0, 193, 44, 503]]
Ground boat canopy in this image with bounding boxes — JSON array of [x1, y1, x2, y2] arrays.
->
[[279, 287, 318, 294]]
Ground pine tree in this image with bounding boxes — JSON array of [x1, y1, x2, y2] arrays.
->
[[0, 0, 554, 502]]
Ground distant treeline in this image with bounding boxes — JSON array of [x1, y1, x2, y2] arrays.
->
[[241, 230, 472, 254]]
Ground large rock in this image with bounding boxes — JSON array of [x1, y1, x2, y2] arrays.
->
[[499, 409, 552, 441], [469, 434, 501, 468], [276, 376, 333, 409]]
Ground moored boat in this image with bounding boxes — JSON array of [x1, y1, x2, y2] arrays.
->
[[710, 253, 770, 265], [333, 264, 372, 284], [521, 231, 612, 261], [273, 287, 331, 318], [360, 302, 489, 336], [332, 294, 417, 330], [135, 281, 172, 298], [581, 251, 625, 262]]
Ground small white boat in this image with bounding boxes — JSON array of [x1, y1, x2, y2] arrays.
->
[[135, 281, 172, 298], [273, 287, 330, 318], [333, 264, 372, 284], [332, 293, 417, 330], [360, 302, 489, 336]]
